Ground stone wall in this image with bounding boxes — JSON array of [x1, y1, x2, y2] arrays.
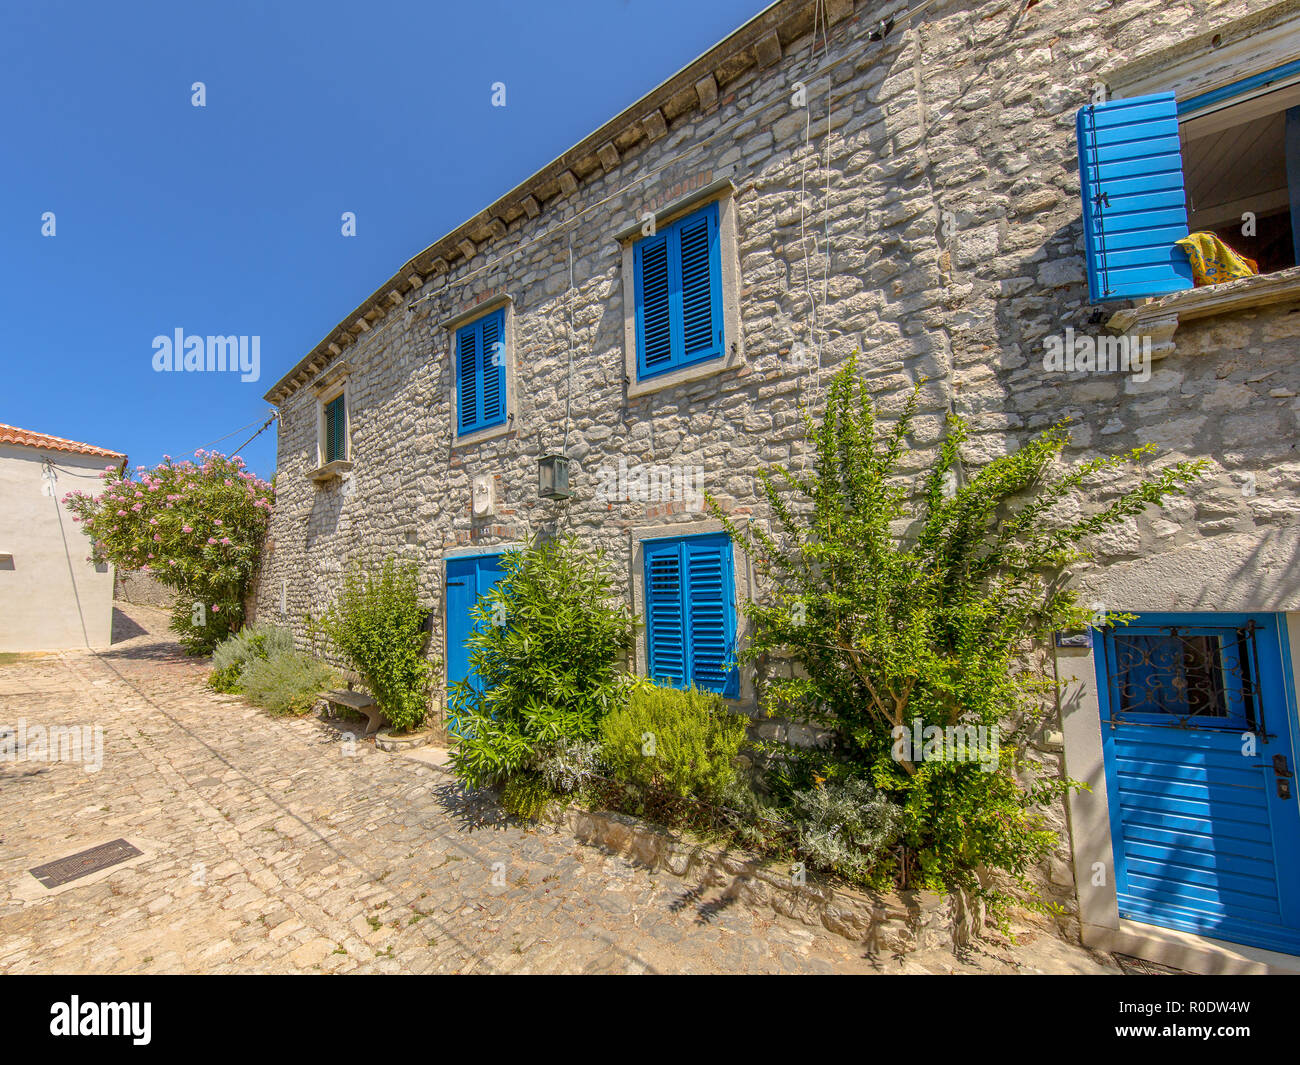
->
[[254, 0, 1300, 941], [113, 568, 173, 609]]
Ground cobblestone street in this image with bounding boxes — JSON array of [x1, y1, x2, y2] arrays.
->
[[0, 604, 1117, 975]]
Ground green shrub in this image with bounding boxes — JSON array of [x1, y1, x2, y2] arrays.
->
[[789, 777, 903, 884], [712, 355, 1205, 909], [239, 651, 337, 716], [320, 558, 435, 732], [209, 624, 293, 692], [449, 538, 637, 790], [501, 774, 560, 821], [535, 737, 602, 795], [600, 684, 748, 803]]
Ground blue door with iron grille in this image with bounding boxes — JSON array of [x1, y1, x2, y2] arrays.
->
[[1094, 612, 1300, 954], [444, 553, 507, 735]]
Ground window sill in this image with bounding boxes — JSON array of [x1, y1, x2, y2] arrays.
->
[[308, 459, 353, 484], [1106, 265, 1300, 357], [627, 347, 743, 400], [453, 419, 513, 448]]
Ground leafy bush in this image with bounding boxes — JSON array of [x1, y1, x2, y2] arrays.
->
[[501, 774, 560, 821], [712, 356, 1204, 908], [64, 450, 274, 654], [209, 625, 294, 692], [320, 558, 435, 732], [449, 538, 637, 790], [239, 651, 337, 716], [789, 777, 903, 883], [600, 684, 748, 803]]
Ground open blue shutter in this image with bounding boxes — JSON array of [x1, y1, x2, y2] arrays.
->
[[684, 534, 738, 698], [677, 203, 723, 366], [480, 309, 505, 427], [1077, 92, 1194, 302], [636, 233, 673, 376], [457, 322, 479, 432], [644, 540, 686, 687]]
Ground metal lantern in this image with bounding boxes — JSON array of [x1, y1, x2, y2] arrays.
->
[[538, 453, 573, 500]]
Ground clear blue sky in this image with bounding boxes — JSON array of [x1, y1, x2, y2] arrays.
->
[[1, 0, 771, 479]]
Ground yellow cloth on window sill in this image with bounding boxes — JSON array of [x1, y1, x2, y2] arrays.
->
[[1174, 231, 1259, 286]]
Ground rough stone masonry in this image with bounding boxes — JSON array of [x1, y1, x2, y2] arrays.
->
[[253, 0, 1300, 946]]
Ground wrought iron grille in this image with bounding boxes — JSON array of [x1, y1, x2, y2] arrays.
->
[[1103, 622, 1264, 736]]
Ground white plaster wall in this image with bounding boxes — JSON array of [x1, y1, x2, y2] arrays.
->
[[0, 445, 116, 652]]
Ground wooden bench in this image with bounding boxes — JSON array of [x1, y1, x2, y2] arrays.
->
[[323, 688, 388, 737]]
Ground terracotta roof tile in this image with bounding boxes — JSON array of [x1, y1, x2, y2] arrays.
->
[[0, 423, 127, 464]]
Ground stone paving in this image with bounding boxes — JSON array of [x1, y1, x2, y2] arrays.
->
[[0, 603, 1119, 975]]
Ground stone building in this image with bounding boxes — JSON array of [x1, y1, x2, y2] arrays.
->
[[255, 0, 1300, 972]]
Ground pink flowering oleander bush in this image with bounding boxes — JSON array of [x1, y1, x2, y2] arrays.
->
[[64, 450, 274, 654]]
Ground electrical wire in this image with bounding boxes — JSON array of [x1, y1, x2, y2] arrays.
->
[[229, 412, 278, 457]]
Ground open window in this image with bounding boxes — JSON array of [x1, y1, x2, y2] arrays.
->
[[1077, 59, 1300, 301], [1180, 79, 1300, 275]]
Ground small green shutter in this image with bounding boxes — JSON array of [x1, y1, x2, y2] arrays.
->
[[325, 394, 346, 462]]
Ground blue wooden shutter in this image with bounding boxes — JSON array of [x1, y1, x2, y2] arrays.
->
[[644, 533, 738, 697], [1077, 92, 1194, 302], [676, 203, 723, 367], [636, 233, 673, 376], [635, 202, 724, 380], [480, 309, 506, 428], [644, 540, 686, 687], [457, 322, 479, 432], [684, 534, 738, 698]]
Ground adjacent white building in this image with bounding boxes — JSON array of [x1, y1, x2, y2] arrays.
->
[[0, 424, 125, 652]]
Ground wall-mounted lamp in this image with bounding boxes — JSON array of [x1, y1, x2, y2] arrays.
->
[[538, 454, 572, 500]]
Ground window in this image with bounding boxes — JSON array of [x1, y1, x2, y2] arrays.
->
[[456, 307, 507, 435], [323, 392, 347, 463], [1098, 620, 1262, 734], [1077, 60, 1300, 302], [634, 201, 724, 380], [643, 531, 738, 697]]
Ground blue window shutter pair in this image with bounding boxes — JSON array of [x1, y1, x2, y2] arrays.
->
[[456, 308, 507, 434], [324, 394, 346, 462], [634, 201, 724, 379], [643, 532, 739, 698], [1076, 92, 1194, 302]]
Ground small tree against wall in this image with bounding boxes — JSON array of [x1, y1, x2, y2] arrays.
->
[[449, 537, 637, 790], [712, 357, 1205, 909], [64, 450, 274, 654]]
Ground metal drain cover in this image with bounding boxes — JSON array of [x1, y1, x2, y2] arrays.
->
[[29, 839, 142, 888]]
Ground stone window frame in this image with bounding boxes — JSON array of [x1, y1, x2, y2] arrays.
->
[[307, 362, 353, 483], [626, 517, 756, 709], [443, 294, 518, 447], [618, 178, 745, 400]]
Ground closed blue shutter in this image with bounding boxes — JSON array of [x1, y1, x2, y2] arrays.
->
[[480, 309, 506, 428], [1077, 92, 1194, 302], [636, 233, 673, 375], [645, 540, 686, 687], [634, 201, 724, 379], [457, 308, 507, 434], [685, 535, 738, 698], [643, 532, 737, 697], [677, 206, 723, 366], [457, 322, 479, 433]]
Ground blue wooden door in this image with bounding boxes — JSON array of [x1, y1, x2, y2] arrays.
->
[[444, 553, 506, 734], [1095, 612, 1300, 953]]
